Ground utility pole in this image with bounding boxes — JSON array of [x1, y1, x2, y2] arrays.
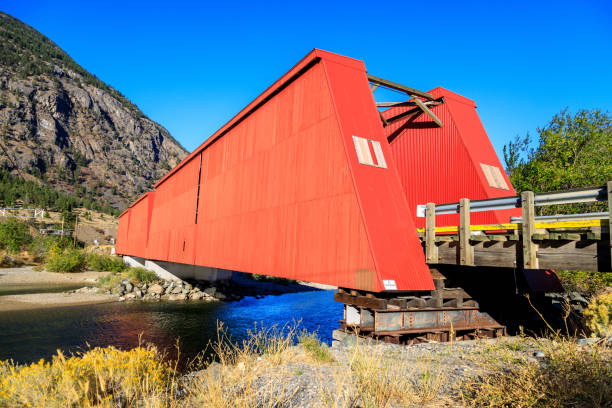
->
[[73, 214, 78, 247]]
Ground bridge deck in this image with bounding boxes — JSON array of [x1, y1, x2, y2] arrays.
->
[[418, 220, 610, 272]]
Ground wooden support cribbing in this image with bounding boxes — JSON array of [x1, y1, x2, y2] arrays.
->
[[425, 203, 438, 263], [459, 198, 473, 265], [521, 191, 538, 269], [608, 181, 612, 270]]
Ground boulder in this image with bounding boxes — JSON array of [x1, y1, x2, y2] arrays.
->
[[204, 287, 217, 297], [125, 293, 136, 300], [171, 286, 183, 294], [168, 293, 187, 301], [134, 289, 143, 298], [148, 284, 164, 295], [189, 291, 204, 300], [184, 283, 193, 291], [124, 282, 133, 293]]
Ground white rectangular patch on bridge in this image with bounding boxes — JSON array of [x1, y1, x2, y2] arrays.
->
[[352, 135, 387, 168], [383, 280, 397, 290]]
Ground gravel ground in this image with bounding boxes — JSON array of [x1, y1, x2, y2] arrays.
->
[[182, 335, 550, 407]]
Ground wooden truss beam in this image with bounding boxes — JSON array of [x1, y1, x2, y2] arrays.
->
[[411, 96, 443, 127], [367, 74, 435, 101]]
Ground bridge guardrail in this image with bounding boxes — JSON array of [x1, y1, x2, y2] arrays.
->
[[418, 181, 612, 270]]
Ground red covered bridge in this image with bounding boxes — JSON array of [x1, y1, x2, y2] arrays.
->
[[116, 50, 610, 342]]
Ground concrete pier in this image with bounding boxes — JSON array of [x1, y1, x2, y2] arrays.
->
[[123, 256, 233, 282]]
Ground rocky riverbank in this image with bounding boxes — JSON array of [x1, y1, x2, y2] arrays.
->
[[87, 272, 325, 304]]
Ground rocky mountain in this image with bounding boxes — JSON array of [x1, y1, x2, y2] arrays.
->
[[0, 11, 188, 211]]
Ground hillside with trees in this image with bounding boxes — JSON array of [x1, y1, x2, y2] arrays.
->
[[0, 11, 188, 213]]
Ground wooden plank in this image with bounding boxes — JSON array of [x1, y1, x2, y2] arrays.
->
[[558, 233, 582, 241], [375, 101, 417, 108], [470, 235, 490, 242], [489, 235, 508, 242], [435, 236, 454, 242], [378, 111, 389, 126], [425, 203, 438, 263], [417, 223, 519, 233], [459, 198, 473, 265], [532, 233, 550, 241], [370, 83, 380, 92], [587, 232, 602, 240], [367, 74, 435, 100], [435, 239, 605, 272], [416, 220, 606, 235], [521, 191, 538, 269], [412, 95, 443, 127], [334, 292, 387, 310]]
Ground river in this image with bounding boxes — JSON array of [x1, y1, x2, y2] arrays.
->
[[0, 289, 342, 368]]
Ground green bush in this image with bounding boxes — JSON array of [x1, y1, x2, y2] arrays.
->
[[584, 291, 612, 337], [298, 332, 333, 363], [86, 253, 126, 272], [557, 270, 612, 299], [28, 235, 70, 262], [46, 249, 86, 272], [0, 218, 32, 253], [126, 267, 157, 283]]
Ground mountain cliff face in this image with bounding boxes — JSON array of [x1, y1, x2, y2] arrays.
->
[[0, 12, 188, 210]]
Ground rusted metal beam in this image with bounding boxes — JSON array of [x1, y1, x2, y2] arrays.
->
[[367, 74, 435, 101]]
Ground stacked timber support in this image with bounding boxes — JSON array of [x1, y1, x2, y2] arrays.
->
[[335, 285, 505, 344]]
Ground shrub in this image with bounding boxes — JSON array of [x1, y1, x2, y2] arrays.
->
[[298, 332, 333, 363], [0, 218, 32, 253], [583, 291, 612, 337], [464, 337, 612, 407], [46, 249, 86, 272], [86, 253, 126, 272], [28, 236, 70, 263], [126, 267, 157, 283], [557, 270, 612, 298], [0, 346, 174, 407]]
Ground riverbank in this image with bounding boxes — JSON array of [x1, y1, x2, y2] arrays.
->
[[0, 267, 114, 311], [1, 329, 609, 407], [0, 266, 332, 312]]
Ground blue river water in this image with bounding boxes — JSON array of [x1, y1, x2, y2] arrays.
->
[[0, 290, 342, 368]]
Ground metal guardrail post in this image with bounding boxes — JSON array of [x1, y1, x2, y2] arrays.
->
[[521, 191, 538, 269], [425, 203, 438, 263], [459, 198, 473, 265], [608, 181, 612, 270]]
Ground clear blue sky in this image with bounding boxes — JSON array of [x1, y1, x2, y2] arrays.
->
[[3, 1, 611, 157]]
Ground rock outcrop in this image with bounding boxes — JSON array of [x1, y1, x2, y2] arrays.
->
[[0, 12, 188, 210]]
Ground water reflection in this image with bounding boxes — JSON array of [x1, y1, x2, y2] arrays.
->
[[0, 290, 341, 368]]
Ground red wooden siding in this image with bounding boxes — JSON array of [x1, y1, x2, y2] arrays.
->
[[384, 87, 520, 228]]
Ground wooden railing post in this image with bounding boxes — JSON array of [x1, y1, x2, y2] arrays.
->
[[459, 198, 473, 265], [425, 203, 438, 263], [608, 181, 612, 271], [521, 191, 538, 269]]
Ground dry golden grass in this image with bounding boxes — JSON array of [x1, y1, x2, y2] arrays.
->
[[1, 321, 609, 408], [0, 345, 177, 407], [462, 335, 612, 408]]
